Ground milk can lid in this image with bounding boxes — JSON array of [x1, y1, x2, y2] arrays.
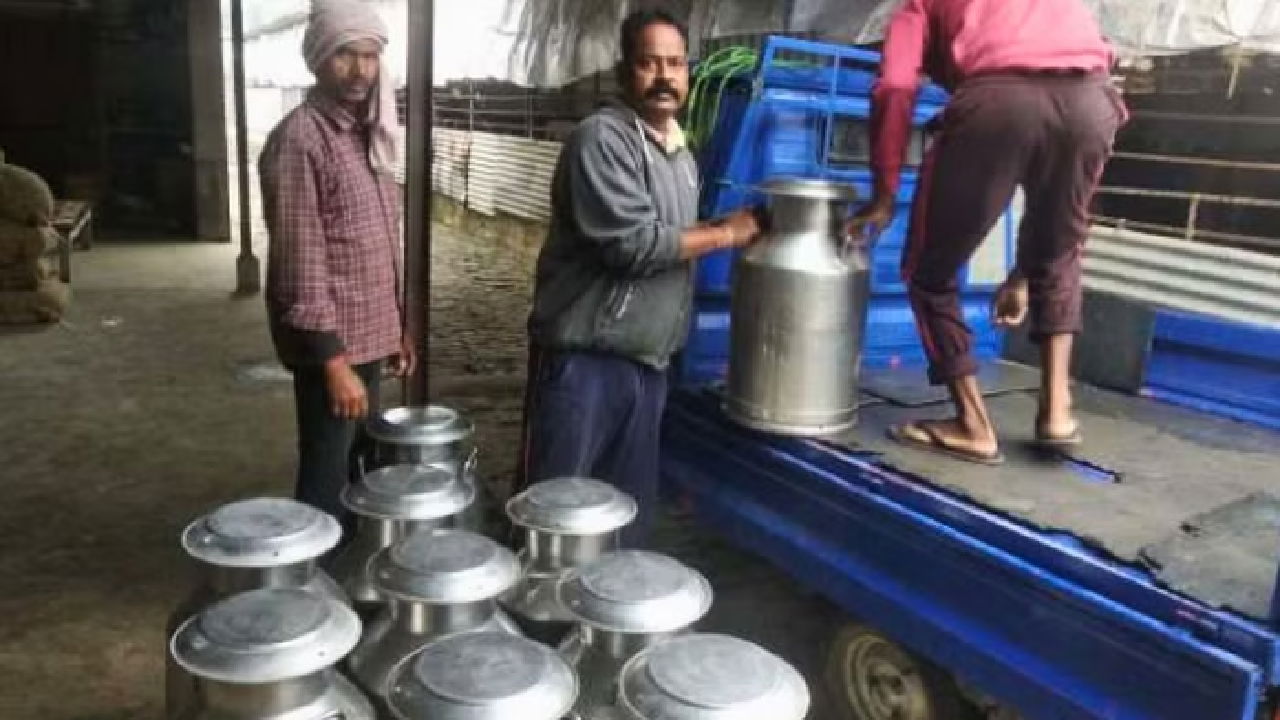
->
[[341, 463, 474, 520], [367, 405, 474, 446], [618, 634, 810, 720], [170, 588, 360, 684], [558, 551, 712, 634], [506, 477, 637, 535], [387, 632, 577, 720], [757, 176, 859, 202], [373, 528, 520, 603], [181, 497, 341, 568]]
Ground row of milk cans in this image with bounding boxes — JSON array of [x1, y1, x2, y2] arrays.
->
[[164, 405, 810, 720]]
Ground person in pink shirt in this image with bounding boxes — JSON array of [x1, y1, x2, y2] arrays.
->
[[849, 0, 1128, 464], [261, 1, 414, 532]]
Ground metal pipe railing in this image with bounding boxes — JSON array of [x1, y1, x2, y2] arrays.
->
[[1096, 187, 1280, 211], [1094, 180, 1280, 256], [1092, 214, 1280, 254], [426, 99, 1280, 256], [1128, 109, 1280, 126], [1113, 151, 1280, 173], [429, 85, 601, 141], [1099, 150, 1280, 256]]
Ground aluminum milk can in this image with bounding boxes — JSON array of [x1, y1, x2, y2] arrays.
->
[[501, 477, 638, 644], [617, 633, 810, 720], [166, 498, 346, 720], [366, 405, 486, 533], [346, 528, 522, 707], [169, 587, 374, 720], [327, 463, 474, 617], [725, 177, 868, 436], [557, 551, 713, 720]]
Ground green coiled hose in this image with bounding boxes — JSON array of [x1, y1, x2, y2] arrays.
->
[[685, 45, 760, 152]]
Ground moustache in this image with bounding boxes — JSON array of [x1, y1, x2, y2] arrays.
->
[[644, 84, 679, 100]]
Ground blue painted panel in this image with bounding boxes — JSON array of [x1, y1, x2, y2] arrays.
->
[[862, 293, 1001, 369], [1145, 312, 1280, 430], [661, 393, 1266, 719], [754, 36, 950, 107], [678, 296, 732, 383]]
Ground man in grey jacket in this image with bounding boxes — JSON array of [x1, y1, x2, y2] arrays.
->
[[519, 8, 761, 545]]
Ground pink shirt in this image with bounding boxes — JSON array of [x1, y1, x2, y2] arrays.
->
[[870, 0, 1114, 198]]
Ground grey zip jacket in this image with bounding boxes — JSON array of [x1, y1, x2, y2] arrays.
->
[[528, 103, 700, 370]]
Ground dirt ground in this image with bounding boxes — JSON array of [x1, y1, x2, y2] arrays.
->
[[0, 226, 842, 719]]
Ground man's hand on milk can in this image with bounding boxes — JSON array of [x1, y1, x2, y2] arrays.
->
[[720, 207, 764, 249], [845, 196, 894, 246], [682, 209, 763, 260]]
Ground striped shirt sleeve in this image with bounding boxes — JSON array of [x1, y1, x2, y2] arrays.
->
[[261, 129, 345, 362]]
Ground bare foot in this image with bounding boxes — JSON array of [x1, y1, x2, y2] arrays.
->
[[1037, 393, 1080, 439], [1036, 412, 1082, 444]]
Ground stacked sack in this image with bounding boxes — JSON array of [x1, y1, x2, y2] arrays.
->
[[0, 161, 69, 324]]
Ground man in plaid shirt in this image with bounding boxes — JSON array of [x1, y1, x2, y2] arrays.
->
[[260, 0, 413, 529]]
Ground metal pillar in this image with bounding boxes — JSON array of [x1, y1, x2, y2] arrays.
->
[[232, 0, 261, 295], [404, 0, 434, 402], [189, 0, 231, 242]]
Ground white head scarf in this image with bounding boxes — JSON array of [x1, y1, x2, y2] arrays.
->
[[302, 0, 398, 177]]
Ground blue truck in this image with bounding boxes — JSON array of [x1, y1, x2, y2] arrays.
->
[[663, 37, 1280, 720]]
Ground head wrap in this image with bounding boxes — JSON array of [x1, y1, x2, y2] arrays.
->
[[303, 0, 398, 177]]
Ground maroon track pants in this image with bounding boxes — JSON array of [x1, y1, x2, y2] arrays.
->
[[903, 71, 1126, 384]]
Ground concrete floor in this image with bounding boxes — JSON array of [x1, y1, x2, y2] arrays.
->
[[0, 242, 297, 718], [0, 232, 841, 719]]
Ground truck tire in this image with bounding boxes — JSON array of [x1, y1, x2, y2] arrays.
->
[[824, 624, 982, 720]]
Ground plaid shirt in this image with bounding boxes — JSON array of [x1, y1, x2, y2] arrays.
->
[[260, 90, 403, 368]]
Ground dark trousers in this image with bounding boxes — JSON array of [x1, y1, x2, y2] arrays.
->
[[904, 72, 1126, 384], [292, 360, 383, 532], [516, 347, 668, 547]]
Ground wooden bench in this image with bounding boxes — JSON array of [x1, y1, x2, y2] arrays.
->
[[47, 200, 93, 283]]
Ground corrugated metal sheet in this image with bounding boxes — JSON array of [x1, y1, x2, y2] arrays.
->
[[1084, 225, 1280, 329], [466, 133, 561, 223], [432, 128, 471, 203]]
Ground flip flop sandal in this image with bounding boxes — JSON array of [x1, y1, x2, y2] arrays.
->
[[887, 421, 1005, 466], [1034, 422, 1083, 449]]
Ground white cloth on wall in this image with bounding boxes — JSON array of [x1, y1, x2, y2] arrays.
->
[[241, 0, 1280, 89]]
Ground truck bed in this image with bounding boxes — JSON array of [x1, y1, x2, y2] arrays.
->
[[661, 367, 1280, 718], [848, 361, 1279, 622]]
